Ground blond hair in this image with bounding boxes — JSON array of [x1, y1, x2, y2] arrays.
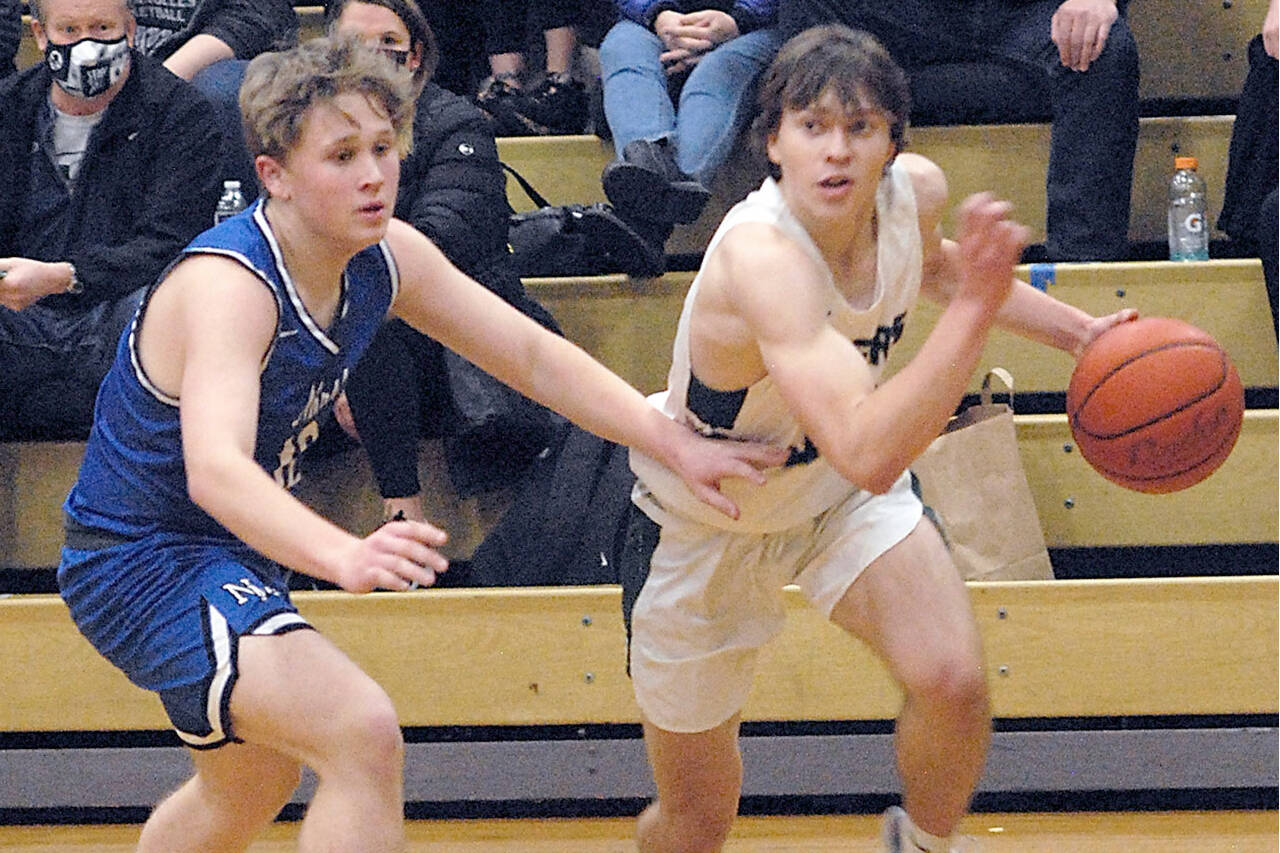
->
[[239, 35, 415, 164]]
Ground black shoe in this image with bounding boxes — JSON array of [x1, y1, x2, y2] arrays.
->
[[475, 74, 528, 135], [601, 137, 710, 225], [520, 73, 589, 135], [481, 73, 588, 136]]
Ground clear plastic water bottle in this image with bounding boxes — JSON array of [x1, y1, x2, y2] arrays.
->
[[214, 180, 247, 225], [1167, 156, 1209, 261]]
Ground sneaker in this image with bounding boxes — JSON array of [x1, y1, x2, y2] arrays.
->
[[881, 807, 980, 853], [519, 72, 589, 135], [601, 137, 710, 225], [481, 72, 589, 136], [475, 73, 525, 133]]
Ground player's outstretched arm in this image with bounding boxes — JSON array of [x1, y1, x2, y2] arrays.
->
[[909, 154, 1137, 356], [382, 220, 786, 518], [149, 257, 447, 591]]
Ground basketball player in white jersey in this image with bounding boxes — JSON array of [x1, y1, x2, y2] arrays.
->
[[621, 25, 1137, 853]]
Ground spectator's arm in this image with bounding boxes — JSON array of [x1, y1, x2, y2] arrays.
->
[[728, 0, 777, 34], [0, 0, 22, 78], [196, 0, 297, 60], [402, 112, 508, 273], [71, 93, 225, 302], [615, 0, 684, 28], [161, 33, 234, 80]]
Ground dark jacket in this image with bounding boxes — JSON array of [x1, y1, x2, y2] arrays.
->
[[0, 0, 19, 78], [616, 0, 776, 35], [135, 0, 297, 62], [397, 81, 511, 279], [0, 50, 225, 307], [350, 82, 560, 498]]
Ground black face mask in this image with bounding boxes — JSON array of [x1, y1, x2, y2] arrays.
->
[[45, 35, 130, 99]]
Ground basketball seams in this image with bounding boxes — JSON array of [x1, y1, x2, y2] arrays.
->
[[1070, 344, 1227, 440], [1086, 418, 1240, 488]]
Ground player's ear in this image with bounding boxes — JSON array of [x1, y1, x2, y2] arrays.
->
[[256, 154, 289, 200]]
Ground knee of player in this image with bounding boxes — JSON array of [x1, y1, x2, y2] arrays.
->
[[329, 689, 405, 772], [901, 650, 989, 713]]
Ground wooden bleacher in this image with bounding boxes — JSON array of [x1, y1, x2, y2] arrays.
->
[[3, 2, 1277, 818], [2, 260, 1275, 570]]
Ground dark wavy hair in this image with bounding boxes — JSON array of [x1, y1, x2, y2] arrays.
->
[[751, 25, 911, 177]]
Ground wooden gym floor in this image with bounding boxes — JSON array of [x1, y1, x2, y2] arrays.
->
[[1, 811, 1276, 851]]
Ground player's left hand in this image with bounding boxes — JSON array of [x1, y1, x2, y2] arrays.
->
[[668, 427, 788, 519], [1051, 0, 1118, 72], [1074, 308, 1139, 358]]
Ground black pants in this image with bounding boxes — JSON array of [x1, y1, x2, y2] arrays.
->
[[781, 0, 1140, 261]]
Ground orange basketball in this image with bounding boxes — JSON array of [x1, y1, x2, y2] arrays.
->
[[1066, 317, 1244, 494]]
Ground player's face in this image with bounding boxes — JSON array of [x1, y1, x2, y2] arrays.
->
[[332, 2, 422, 73], [767, 88, 896, 217], [267, 92, 401, 251]]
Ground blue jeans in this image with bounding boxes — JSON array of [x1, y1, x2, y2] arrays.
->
[[781, 0, 1140, 261], [0, 289, 143, 439], [600, 20, 783, 185], [191, 58, 258, 197]]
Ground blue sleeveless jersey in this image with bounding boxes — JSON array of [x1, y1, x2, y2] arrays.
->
[[64, 200, 399, 541]]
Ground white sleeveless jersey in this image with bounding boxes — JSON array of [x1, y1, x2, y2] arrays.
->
[[631, 163, 923, 533]]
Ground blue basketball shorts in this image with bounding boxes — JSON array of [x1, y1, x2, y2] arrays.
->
[[58, 531, 313, 749]]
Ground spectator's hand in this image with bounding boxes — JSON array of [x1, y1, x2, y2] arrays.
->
[[654, 10, 715, 56], [1050, 0, 1118, 71], [682, 9, 740, 47], [335, 518, 449, 592], [660, 47, 703, 75], [1264, 0, 1278, 57], [0, 258, 73, 311]]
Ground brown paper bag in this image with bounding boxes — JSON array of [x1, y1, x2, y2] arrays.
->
[[912, 368, 1054, 581]]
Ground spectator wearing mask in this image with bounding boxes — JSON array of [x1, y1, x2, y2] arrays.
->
[[0, 0, 223, 439]]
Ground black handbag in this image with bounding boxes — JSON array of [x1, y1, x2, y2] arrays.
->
[[502, 162, 665, 278]]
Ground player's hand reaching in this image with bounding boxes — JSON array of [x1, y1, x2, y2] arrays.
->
[[1073, 308, 1139, 358], [953, 192, 1028, 314], [665, 425, 788, 519], [335, 519, 449, 592]]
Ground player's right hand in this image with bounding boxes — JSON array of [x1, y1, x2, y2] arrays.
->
[[337, 520, 449, 593], [953, 192, 1027, 313]]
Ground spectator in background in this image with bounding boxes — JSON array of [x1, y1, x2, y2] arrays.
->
[[132, 0, 297, 190], [0, 0, 20, 78], [325, 0, 565, 524], [472, 0, 590, 135], [1219, 0, 1277, 332], [0, 0, 223, 440], [598, 0, 782, 266], [780, 0, 1140, 262]]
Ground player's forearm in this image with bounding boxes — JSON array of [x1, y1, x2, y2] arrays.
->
[[995, 279, 1095, 356], [518, 329, 682, 458], [186, 452, 357, 584], [837, 295, 996, 492]]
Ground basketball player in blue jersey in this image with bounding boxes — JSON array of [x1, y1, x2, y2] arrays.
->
[[621, 26, 1137, 853], [57, 36, 784, 853]]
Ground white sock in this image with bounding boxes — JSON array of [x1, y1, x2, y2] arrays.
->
[[904, 815, 953, 853]]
